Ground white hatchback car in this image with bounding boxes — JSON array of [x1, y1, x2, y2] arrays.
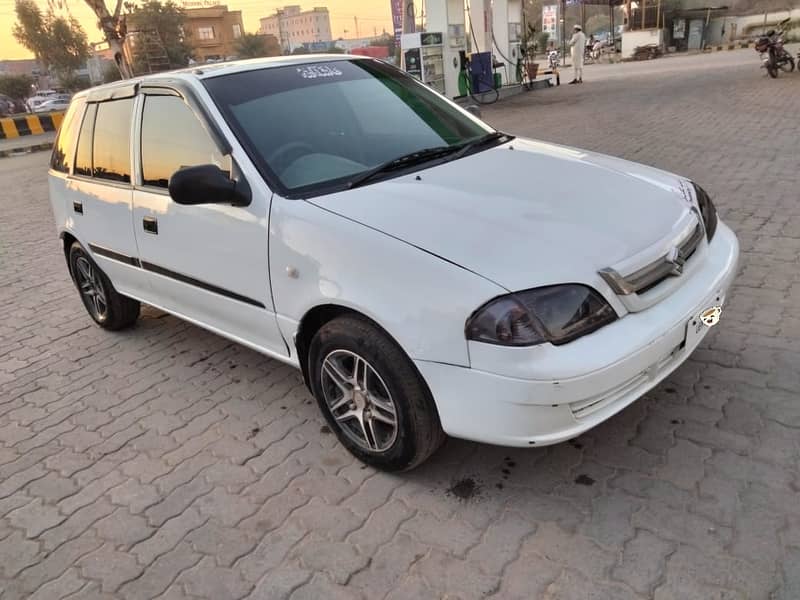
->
[[48, 56, 739, 470]]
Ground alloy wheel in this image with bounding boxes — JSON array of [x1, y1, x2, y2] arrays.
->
[[75, 255, 108, 321], [320, 349, 398, 452]]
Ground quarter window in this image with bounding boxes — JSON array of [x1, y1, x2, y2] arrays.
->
[[50, 97, 85, 173], [92, 98, 134, 183], [140, 94, 229, 188], [73, 103, 96, 177]]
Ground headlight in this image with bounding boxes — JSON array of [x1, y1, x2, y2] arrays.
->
[[692, 182, 718, 242], [466, 284, 617, 347]]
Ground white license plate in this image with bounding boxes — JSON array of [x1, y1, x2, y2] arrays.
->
[[685, 305, 723, 348]]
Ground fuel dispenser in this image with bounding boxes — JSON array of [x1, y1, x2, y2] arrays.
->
[[400, 32, 446, 94], [401, 0, 521, 99], [423, 0, 468, 99]]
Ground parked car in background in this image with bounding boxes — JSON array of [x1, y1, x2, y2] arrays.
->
[[0, 94, 27, 116], [26, 90, 61, 112], [34, 94, 72, 113], [48, 56, 739, 471]]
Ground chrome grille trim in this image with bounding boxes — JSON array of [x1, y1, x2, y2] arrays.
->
[[599, 222, 705, 296]]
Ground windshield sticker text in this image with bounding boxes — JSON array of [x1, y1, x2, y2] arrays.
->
[[296, 65, 343, 79]]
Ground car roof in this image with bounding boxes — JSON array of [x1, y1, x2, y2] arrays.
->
[[73, 54, 367, 101]]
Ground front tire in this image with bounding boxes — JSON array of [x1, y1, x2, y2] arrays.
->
[[308, 315, 445, 471], [767, 62, 779, 78], [68, 242, 140, 330]]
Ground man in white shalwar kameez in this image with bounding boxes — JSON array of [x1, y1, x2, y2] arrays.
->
[[568, 25, 586, 84]]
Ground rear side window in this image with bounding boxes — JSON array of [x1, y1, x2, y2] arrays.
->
[[73, 103, 96, 178], [50, 98, 86, 173], [140, 94, 228, 188], [93, 98, 134, 183]]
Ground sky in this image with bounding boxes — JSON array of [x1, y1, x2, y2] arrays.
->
[[0, 0, 395, 60]]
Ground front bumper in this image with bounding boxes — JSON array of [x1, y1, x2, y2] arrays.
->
[[416, 222, 740, 447]]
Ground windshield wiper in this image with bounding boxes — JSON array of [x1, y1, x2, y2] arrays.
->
[[346, 132, 513, 190], [451, 131, 513, 160], [347, 145, 463, 189]]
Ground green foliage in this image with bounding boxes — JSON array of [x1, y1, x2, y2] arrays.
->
[[585, 15, 611, 35], [0, 74, 35, 100], [128, 0, 192, 71], [369, 33, 396, 56], [58, 70, 91, 92], [103, 62, 123, 83], [234, 33, 271, 58], [291, 46, 310, 55], [326, 44, 345, 54], [536, 31, 551, 53], [13, 0, 90, 78]]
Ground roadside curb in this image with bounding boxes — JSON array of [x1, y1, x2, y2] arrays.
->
[[0, 112, 64, 139], [703, 41, 755, 53], [0, 140, 54, 159]]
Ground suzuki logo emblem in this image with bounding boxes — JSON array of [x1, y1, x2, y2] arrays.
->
[[666, 247, 685, 276]]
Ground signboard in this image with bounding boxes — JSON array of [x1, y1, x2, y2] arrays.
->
[[542, 5, 558, 40], [390, 0, 403, 47], [181, 0, 224, 7]]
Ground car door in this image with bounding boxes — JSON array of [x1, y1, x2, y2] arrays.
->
[[65, 95, 151, 300], [131, 89, 288, 357]]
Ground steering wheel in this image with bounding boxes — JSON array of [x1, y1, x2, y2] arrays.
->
[[267, 141, 315, 172]]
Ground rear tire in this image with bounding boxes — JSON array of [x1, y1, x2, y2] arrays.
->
[[308, 315, 445, 471], [68, 242, 140, 330]]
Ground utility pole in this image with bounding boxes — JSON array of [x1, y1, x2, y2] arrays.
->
[[561, 0, 566, 66], [403, 0, 415, 33], [354, 16, 359, 38]]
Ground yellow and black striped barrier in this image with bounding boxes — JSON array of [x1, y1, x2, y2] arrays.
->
[[0, 112, 64, 139], [703, 41, 756, 53]]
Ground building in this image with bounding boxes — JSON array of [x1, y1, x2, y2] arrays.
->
[[0, 59, 40, 77], [259, 5, 332, 53], [185, 5, 245, 62], [333, 34, 385, 52]]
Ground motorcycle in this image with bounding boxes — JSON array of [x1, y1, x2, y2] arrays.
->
[[547, 48, 560, 71], [756, 20, 795, 78]]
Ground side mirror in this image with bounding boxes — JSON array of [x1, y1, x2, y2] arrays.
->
[[465, 104, 482, 118], [168, 164, 251, 207]]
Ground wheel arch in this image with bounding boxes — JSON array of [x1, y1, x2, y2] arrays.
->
[[294, 303, 422, 394], [60, 230, 79, 281]]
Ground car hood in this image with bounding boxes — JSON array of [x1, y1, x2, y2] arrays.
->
[[307, 138, 696, 292]]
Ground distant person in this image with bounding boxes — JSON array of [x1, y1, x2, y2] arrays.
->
[[569, 25, 586, 84]]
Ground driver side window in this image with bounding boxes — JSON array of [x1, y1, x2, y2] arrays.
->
[[140, 94, 229, 189]]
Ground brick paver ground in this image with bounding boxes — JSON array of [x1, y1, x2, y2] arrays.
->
[[1, 52, 798, 599]]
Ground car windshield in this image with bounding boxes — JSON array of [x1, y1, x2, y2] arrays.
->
[[203, 59, 494, 196]]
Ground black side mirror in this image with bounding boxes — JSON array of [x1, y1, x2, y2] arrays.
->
[[465, 104, 482, 118], [168, 164, 251, 207]]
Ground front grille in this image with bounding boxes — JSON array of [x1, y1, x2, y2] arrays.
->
[[599, 222, 704, 297]]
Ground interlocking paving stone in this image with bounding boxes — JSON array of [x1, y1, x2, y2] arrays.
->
[[1, 50, 798, 598]]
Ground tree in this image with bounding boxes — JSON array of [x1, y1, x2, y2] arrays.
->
[[585, 14, 611, 35], [234, 32, 266, 58], [0, 74, 35, 101], [536, 31, 551, 53], [127, 0, 192, 73], [13, 0, 90, 81], [103, 62, 123, 83], [58, 70, 91, 91]]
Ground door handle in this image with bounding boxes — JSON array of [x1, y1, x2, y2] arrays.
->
[[143, 216, 158, 234]]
